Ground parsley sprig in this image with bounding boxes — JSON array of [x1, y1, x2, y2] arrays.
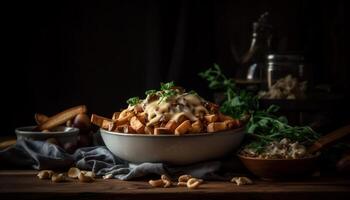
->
[[158, 81, 178, 103], [145, 89, 157, 96], [245, 105, 320, 152], [126, 97, 141, 106], [199, 63, 258, 119]]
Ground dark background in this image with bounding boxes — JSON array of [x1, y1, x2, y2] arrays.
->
[[2, 0, 347, 135]]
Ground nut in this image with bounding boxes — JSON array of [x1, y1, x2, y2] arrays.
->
[[163, 180, 171, 187], [67, 167, 81, 178], [82, 171, 95, 178], [161, 174, 172, 188], [230, 177, 253, 186], [178, 174, 192, 183], [149, 175, 204, 189], [103, 174, 113, 180], [186, 178, 203, 189], [78, 171, 95, 183], [37, 170, 54, 179], [149, 179, 165, 187], [51, 173, 66, 183]]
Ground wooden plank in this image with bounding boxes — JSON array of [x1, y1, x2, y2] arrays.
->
[[0, 170, 350, 200]]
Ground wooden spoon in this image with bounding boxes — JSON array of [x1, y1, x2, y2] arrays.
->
[[308, 125, 350, 154]]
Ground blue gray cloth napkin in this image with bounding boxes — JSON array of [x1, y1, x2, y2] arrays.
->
[[0, 139, 244, 180]]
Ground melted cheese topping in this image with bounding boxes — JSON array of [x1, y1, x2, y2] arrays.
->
[[141, 93, 209, 126]]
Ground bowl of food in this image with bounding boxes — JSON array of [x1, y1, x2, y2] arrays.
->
[[15, 105, 89, 151], [238, 124, 350, 180], [92, 82, 245, 165], [238, 154, 319, 180], [100, 128, 244, 165], [238, 138, 319, 180]]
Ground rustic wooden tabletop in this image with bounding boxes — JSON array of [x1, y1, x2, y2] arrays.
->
[[0, 170, 349, 200]]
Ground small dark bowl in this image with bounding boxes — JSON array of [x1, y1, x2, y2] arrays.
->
[[238, 154, 319, 180], [15, 126, 79, 145]]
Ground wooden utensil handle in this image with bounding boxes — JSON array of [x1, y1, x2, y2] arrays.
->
[[308, 125, 350, 154], [35, 105, 87, 131], [0, 140, 16, 150]]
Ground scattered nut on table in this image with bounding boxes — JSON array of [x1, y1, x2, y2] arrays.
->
[[149, 174, 173, 188], [149, 179, 165, 187], [103, 174, 113, 179], [51, 173, 66, 183], [230, 177, 253, 186], [67, 167, 81, 178], [186, 178, 203, 189], [37, 170, 54, 179], [161, 174, 172, 188], [149, 174, 204, 189], [78, 171, 95, 183], [84, 171, 96, 178], [80, 170, 96, 178], [178, 174, 192, 183], [38, 168, 95, 183]]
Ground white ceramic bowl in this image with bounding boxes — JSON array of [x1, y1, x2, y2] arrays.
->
[[15, 126, 79, 145], [100, 128, 245, 165]]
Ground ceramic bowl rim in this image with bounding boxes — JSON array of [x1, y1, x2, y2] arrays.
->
[[100, 126, 245, 138], [15, 125, 79, 136], [237, 152, 320, 161]]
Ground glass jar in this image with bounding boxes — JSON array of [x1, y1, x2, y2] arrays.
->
[[266, 54, 305, 88]]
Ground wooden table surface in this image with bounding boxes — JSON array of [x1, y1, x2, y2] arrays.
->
[[0, 170, 349, 200]]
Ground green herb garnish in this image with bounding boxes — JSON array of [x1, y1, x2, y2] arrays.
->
[[160, 81, 175, 91], [158, 81, 178, 103], [126, 97, 141, 106], [145, 89, 157, 96], [199, 64, 320, 153], [199, 63, 257, 119], [245, 105, 320, 152]]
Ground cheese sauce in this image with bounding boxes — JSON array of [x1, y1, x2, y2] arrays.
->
[[140, 93, 209, 126]]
